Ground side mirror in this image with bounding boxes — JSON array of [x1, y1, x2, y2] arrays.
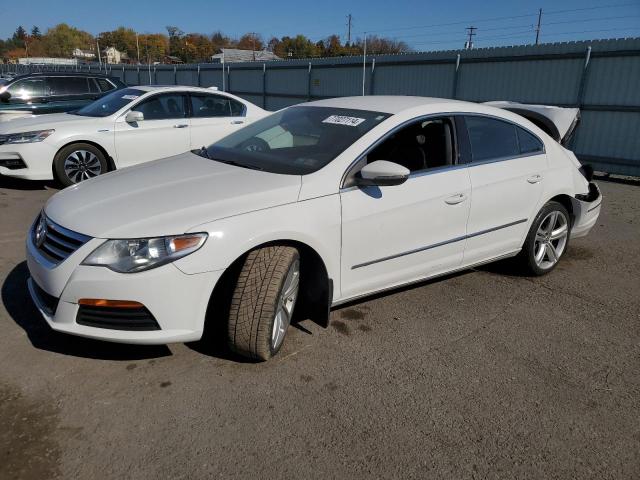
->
[[0, 91, 10, 102], [125, 110, 144, 123], [354, 160, 410, 187]]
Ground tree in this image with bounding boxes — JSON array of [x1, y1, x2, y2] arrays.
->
[[31, 26, 42, 38], [355, 35, 410, 54], [211, 31, 232, 52], [272, 34, 319, 59], [99, 27, 138, 60], [13, 26, 27, 41], [139, 33, 169, 63], [236, 33, 263, 52], [42, 23, 94, 57]]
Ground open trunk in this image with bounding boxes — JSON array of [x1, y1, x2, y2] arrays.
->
[[484, 101, 580, 146]]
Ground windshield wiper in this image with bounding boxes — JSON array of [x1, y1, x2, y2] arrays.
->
[[194, 146, 210, 159], [211, 157, 263, 171]]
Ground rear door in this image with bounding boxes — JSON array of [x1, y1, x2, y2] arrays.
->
[[114, 92, 191, 168], [188, 93, 247, 148], [45, 76, 95, 113], [462, 115, 547, 265]]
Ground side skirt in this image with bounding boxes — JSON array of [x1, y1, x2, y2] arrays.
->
[[331, 249, 521, 308]]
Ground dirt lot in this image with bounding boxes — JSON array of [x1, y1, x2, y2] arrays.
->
[[0, 176, 638, 479]]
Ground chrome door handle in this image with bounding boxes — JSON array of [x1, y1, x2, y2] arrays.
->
[[527, 174, 542, 184], [173, 124, 188, 128], [231, 120, 245, 125], [445, 193, 467, 205]]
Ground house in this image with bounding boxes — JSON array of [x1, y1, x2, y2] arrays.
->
[[101, 47, 129, 64], [72, 48, 96, 60], [163, 55, 183, 64], [210, 48, 281, 63]]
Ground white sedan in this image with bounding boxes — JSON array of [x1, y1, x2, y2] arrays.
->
[[0, 86, 267, 185], [26, 96, 602, 361]]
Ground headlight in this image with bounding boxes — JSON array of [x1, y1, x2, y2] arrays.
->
[[5, 129, 55, 144], [82, 233, 207, 273]]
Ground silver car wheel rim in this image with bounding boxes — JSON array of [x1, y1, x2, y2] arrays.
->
[[271, 259, 300, 351], [534, 211, 568, 269], [64, 150, 102, 183]]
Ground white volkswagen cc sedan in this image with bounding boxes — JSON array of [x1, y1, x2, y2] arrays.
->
[[26, 96, 602, 361], [0, 86, 267, 185]]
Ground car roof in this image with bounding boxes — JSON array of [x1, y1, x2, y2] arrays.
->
[[128, 85, 230, 94], [8, 72, 118, 81], [303, 96, 481, 115]]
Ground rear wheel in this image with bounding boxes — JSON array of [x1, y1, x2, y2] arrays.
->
[[53, 143, 108, 187], [227, 246, 300, 361], [516, 201, 570, 275]]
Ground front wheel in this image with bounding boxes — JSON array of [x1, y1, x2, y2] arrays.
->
[[227, 246, 300, 361], [53, 143, 108, 187], [516, 201, 571, 275]]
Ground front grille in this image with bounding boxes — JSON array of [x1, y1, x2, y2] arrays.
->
[[76, 305, 160, 331], [31, 280, 60, 315], [34, 215, 91, 266]]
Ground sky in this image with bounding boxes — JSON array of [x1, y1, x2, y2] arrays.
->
[[2, 0, 639, 51]]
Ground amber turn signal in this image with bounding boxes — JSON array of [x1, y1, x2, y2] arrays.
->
[[78, 298, 144, 309]]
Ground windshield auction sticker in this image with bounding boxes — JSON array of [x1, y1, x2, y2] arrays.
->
[[121, 95, 139, 100], [322, 115, 366, 126]]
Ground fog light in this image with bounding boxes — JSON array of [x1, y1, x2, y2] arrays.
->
[[78, 299, 145, 309]]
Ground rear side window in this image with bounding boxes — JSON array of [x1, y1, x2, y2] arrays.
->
[[230, 98, 245, 116], [190, 94, 231, 118], [136, 94, 186, 120], [465, 116, 519, 162], [47, 77, 90, 96], [517, 127, 544, 154], [87, 78, 100, 93], [6, 79, 44, 99], [95, 78, 116, 92]]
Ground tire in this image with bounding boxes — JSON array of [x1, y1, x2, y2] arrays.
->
[[227, 246, 300, 361], [53, 143, 108, 187], [516, 201, 571, 276]]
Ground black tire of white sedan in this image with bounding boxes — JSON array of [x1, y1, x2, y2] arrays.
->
[[227, 246, 300, 361], [517, 201, 571, 276], [54, 143, 108, 187]]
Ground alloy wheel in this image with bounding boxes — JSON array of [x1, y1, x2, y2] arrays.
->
[[271, 259, 300, 351], [63, 150, 102, 183], [534, 210, 569, 270]]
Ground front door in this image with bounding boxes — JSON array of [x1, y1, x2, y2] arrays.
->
[[114, 92, 191, 168], [339, 116, 471, 299]]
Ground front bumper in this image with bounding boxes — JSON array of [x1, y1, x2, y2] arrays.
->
[[571, 182, 602, 239], [26, 227, 223, 344], [0, 141, 57, 180]]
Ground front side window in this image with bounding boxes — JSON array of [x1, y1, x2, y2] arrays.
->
[[465, 116, 520, 162], [6, 79, 44, 99], [73, 88, 144, 117], [201, 106, 390, 175], [47, 77, 90, 96], [135, 94, 187, 120], [366, 117, 455, 173]]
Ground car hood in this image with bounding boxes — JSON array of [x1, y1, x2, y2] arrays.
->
[[0, 112, 98, 132], [44, 151, 302, 238]]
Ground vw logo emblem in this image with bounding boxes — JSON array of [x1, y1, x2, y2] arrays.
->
[[35, 216, 47, 247]]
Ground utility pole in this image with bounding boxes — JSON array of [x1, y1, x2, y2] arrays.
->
[[465, 26, 476, 50], [97, 38, 102, 71], [346, 14, 353, 45], [136, 33, 140, 64], [535, 9, 543, 45]]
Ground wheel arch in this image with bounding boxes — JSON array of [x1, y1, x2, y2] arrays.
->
[[203, 238, 333, 340], [53, 140, 116, 176], [547, 194, 575, 226]]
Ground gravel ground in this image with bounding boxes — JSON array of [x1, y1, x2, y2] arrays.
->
[[0, 175, 638, 480]]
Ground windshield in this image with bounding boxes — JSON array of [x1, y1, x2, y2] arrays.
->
[[73, 88, 144, 117], [201, 106, 390, 175]]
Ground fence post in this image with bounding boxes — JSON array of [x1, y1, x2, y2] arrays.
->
[[369, 58, 376, 95], [137, 65, 141, 86], [576, 46, 592, 108], [154, 66, 157, 84], [122, 65, 126, 85], [197, 64, 201, 87], [262, 63, 267, 109], [307, 62, 312, 102], [174, 65, 177, 85], [226, 65, 230, 92], [452, 54, 461, 99]]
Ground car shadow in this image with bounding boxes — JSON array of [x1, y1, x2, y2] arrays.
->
[[2, 262, 171, 361], [0, 176, 58, 191]]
